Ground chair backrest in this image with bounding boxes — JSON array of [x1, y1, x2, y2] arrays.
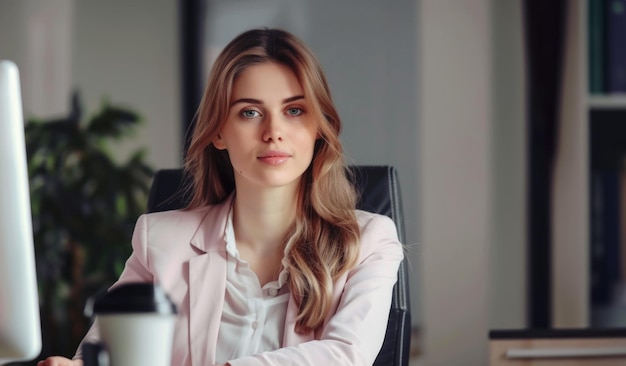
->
[[147, 165, 411, 366]]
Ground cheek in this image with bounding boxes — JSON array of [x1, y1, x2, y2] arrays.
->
[[302, 134, 318, 159], [218, 127, 245, 148], [306, 128, 319, 148]]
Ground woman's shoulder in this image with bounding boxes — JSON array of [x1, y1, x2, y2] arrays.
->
[[142, 206, 210, 226], [139, 198, 230, 232], [354, 209, 397, 233], [354, 210, 401, 243], [145, 205, 211, 220], [353, 209, 404, 262], [130, 199, 231, 254]]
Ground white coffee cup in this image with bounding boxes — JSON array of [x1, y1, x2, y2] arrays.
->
[[83, 283, 177, 366]]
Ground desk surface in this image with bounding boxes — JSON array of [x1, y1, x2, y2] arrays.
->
[[490, 328, 626, 340]]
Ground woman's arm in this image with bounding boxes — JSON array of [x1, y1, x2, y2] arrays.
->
[[37, 357, 83, 366]]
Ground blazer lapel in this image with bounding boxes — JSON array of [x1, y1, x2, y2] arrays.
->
[[189, 252, 227, 366], [187, 195, 232, 366]]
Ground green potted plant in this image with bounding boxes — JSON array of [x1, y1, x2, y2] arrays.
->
[[24, 93, 154, 362]]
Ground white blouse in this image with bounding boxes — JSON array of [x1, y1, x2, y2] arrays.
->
[[215, 207, 291, 364]]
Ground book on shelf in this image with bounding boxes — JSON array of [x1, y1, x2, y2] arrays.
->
[[590, 170, 621, 304], [589, 0, 605, 93], [605, 0, 626, 93], [613, 162, 626, 306], [588, 0, 626, 94], [589, 109, 626, 305], [589, 156, 626, 306]]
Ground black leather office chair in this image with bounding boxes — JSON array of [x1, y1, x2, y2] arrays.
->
[[146, 165, 412, 366]]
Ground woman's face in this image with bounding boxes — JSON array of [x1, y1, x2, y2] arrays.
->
[[213, 62, 318, 192]]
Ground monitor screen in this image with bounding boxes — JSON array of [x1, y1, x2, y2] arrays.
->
[[0, 60, 42, 364]]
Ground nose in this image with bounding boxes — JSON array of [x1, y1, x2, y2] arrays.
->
[[262, 113, 283, 142]]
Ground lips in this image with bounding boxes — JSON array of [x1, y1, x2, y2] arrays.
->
[[257, 150, 291, 165]]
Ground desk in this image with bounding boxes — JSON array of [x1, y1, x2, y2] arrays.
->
[[489, 328, 626, 365]]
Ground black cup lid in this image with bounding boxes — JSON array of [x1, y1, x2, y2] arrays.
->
[[84, 282, 177, 316]]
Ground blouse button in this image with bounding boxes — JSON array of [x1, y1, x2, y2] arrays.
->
[[251, 321, 258, 330], [269, 288, 278, 296]]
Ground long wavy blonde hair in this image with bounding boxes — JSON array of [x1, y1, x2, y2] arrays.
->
[[184, 28, 360, 333]]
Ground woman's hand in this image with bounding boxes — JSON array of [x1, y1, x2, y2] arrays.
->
[[37, 356, 83, 366]]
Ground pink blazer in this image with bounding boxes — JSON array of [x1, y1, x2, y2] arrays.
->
[[77, 195, 404, 366]]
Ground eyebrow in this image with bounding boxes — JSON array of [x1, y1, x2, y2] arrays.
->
[[230, 95, 305, 107]]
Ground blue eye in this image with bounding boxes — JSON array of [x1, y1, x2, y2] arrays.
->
[[241, 109, 260, 118], [286, 107, 303, 116]]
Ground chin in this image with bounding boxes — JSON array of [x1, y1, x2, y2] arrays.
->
[[259, 171, 303, 189]]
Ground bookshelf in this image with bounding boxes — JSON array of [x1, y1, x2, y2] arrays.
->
[[589, 0, 626, 327], [589, 95, 626, 109], [552, 0, 626, 329], [586, 0, 626, 327]]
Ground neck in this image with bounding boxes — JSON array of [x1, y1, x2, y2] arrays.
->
[[232, 185, 299, 255]]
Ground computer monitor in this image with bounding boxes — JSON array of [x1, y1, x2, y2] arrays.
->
[[0, 60, 42, 364]]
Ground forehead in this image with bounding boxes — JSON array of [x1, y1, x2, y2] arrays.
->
[[231, 62, 303, 100]]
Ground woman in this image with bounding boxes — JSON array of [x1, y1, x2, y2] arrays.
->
[[39, 28, 403, 366]]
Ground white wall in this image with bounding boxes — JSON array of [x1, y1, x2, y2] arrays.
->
[[0, 0, 74, 119], [0, 0, 181, 170], [72, 0, 181, 169], [419, 0, 492, 363], [419, 0, 526, 364], [491, 0, 527, 330]]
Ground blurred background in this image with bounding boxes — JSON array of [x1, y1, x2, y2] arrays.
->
[[2, 0, 620, 365]]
